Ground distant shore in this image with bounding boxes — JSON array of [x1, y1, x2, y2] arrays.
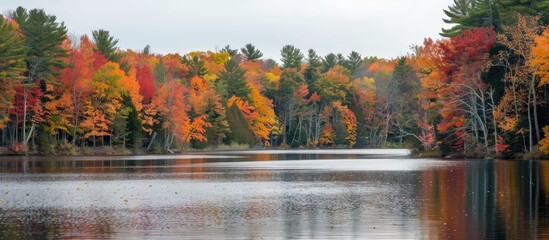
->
[[0, 145, 412, 157], [1, 145, 547, 160]]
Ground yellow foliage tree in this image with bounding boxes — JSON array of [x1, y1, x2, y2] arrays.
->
[[541, 126, 549, 155], [532, 27, 549, 86], [80, 62, 125, 145]]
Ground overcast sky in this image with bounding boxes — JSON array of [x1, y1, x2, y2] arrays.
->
[[1, 0, 453, 61]]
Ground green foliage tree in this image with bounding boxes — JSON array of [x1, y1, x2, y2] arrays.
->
[[154, 59, 167, 83], [11, 7, 68, 145], [280, 45, 303, 70], [277, 68, 306, 145], [322, 53, 338, 72], [122, 94, 143, 150], [279, 68, 306, 104], [222, 45, 238, 57], [142, 44, 151, 55], [390, 57, 420, 144], [345, 51, 363, 76], [217, 59, 251, 101], [499, 0, 549, 24], [336, 53, 346, 65], [11, 7, 68, 85], [317, 65, 352, 103], [441, 0, 500, 37], [0, 17, 26, 127], [241, 43, 263, 61], [183, 54, 208, 78], [226, 104, 256, 146], [92, 29, 121, 62], [304, 49, 322, 93]]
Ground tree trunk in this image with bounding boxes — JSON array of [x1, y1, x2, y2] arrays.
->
[[471, 95, 480, 143], [147, 132, 157, 150], [480, 93, 489, 153], [24, 124, 35, 145], [23, 88, 27, 145], [489, 89, 497, 147], [72, 117, 79, 145], [527, 92, 533, 152], [531, 81, 540, 144]]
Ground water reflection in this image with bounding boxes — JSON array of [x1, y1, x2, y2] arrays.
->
[[0, 151, 547, 239], [420, 160, 549, 239]]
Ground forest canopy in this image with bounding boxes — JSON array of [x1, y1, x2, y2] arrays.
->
[[0, 3, 549, 158]]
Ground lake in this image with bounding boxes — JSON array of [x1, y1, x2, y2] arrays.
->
[[0, 150, 547, 239]]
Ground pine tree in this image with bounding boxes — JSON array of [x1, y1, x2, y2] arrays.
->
[[217, 59, 251, 101], [336, 53, 346, 65], [92, 29, 121, 62], [0, 17, 27, 128], [322, 53, 338, 72], [222, 45, 238, 57], [499, 0, 549, 24], [280, 45, 303, 70], [345, 51, 363, 76], [304, 49, 322, 92], [183, 55, 208, 78], [441, 0, 500, 37], [11, 7, 68, 85], [10, 7, 68, 145], [241, 43, 263, 61], [391, 57, 420, 142]]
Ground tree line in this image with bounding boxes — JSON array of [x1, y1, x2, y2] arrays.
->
[[0, 3, 548, 157]]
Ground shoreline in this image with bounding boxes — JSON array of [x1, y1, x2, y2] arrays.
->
[[0, 146, 546, 160]]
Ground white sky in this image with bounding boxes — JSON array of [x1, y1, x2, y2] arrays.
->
[[1, 0, 453, 61]]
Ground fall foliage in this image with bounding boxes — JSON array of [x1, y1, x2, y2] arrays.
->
[[0, 5, 549, 158]]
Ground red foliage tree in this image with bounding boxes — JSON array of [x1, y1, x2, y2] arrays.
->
[[136, 65, 157, 103]]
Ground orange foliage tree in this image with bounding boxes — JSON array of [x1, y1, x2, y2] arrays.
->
[[80, 62, 125, 146]]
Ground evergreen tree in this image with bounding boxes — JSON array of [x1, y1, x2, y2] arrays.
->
[[203, 100, 230, 147], [345, 51, 363, 76], [391, 57, 420, 145], [142, 44, 151, 55], [280, 45, 303, 70], [241, 43, 263, 61], [336, 53, 346, 65], [304, 49, 322, 92], [10, 7, 68, 145], [222, 45, 238, 57], [393, 57, 418, 94], [226, 103, 256, 146], [122, 95, 142, 150], [277, 68, 306, 145], [322, 53, 338, 72], [217, 59, 251, 101], [499, 0, 549, 24], [0, 16, 27, 127], [92, 29, 121, 62], [11, 7, 68, 85], [441, 0, 477, 37], [441, 0, 500, 37], [279, 68, 306, 104], [183, 55, 208, 78]]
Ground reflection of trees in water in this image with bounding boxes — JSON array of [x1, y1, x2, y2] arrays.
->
[[419, 160, 548, 239], [1, 156, 547, 238], [0, 157, 214, 176], [0, 208, 117, 239], [497, 160, 548, 239]]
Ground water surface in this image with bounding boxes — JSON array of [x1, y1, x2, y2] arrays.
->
[[0, 150, 547, 239]]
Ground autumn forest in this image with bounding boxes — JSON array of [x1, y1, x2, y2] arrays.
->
[[1, 1, 549, 158]]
